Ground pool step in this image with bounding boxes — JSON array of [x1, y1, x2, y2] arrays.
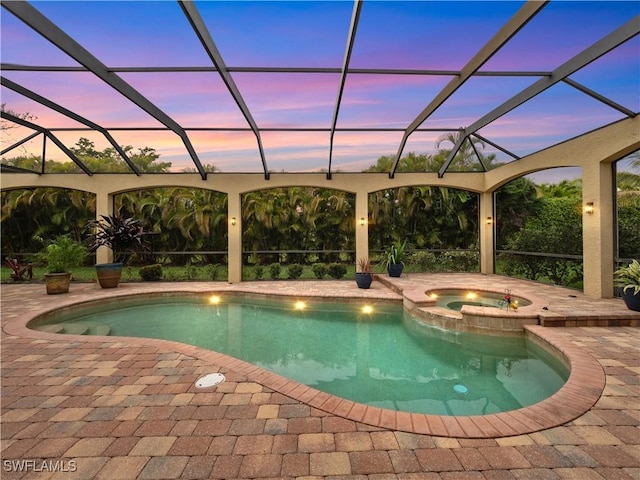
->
[[62, 324, 89, 335], [36, 324, 64, 334], [95, 325, 111, 336]]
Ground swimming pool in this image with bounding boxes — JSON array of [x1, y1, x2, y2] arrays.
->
[[427, 289, 532, 311], [31, 294, 568, 416]]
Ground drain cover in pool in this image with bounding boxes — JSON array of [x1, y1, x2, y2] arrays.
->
[[195, 373, 226, 388], [453, 384, 469, 395]]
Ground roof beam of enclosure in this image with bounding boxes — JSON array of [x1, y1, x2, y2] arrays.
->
[[327, 0, 362, 180], [562, 78, 637, 118], [1, 0, 207, 180], [0, 111, 92, 175], [0, 76, 142, 176], [1, 131, 41, 157], [178, 0, 270, 180], [389, 0, 549, 178], [438, 15, 640, 178]]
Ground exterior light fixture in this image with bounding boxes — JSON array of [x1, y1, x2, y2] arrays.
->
[[360, 217, 366, 226], [486, 216, 493, 225], [230, 217, 237, 225], [584, 202, 594, 215]]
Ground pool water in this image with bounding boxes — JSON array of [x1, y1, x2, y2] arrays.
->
[[432, 289, 532, 311], [35, 295, 567, 416]]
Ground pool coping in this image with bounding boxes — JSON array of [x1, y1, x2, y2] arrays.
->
[[3, 286, 606, 439]]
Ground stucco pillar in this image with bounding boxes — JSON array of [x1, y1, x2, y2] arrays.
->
[[95, 192, 114, 264], [582, 163, 615, 298], [355, 189, 369, 267], [227, 192, 243, 283], [479, 191, 495, 274]]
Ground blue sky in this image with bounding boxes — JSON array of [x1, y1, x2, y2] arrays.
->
[[1, 1, 638, 178]]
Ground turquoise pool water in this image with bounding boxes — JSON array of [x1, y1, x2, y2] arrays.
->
[[35, 295, 568, 416]]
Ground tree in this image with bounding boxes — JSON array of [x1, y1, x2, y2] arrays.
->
[[503, 197, 583, 285]]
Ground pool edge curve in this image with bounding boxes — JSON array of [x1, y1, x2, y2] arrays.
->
[[4, 288, 605, 439]]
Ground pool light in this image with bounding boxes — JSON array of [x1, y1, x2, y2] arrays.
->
[[209, 295, 221, 305], [466, 292, 477, 300], [294, 301, 306, 311], [429, 293, 438, 299], [361, 305, 374, 314]]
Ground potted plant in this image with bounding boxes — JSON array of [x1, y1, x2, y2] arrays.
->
[[355, 257, 373, 289], [385, 240, 407, 277], [86, 214, 148, 288], [614, 259, 640, 312], [37, 235, 88, 294]]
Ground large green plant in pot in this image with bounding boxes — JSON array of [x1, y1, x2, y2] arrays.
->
[[614, 259, 640, 312], [385, 240, 407, 277], [37, 235, 88, 294], [86, 214, 148, 288]]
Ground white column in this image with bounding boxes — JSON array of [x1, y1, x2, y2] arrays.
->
[[355, 189, 369, 266], [227, 192, 243, 283], [582, 162, 615, 298], [95, 192, 114, 264], [479, 191, 495, 274]]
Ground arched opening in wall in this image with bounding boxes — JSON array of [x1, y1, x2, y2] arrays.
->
[[494, 167, 584, 289], [114, 188, 228, 281], [614, 150, 640, 269], [241, 187, 355, 281], [1, 187, 96, 281], [368, 186, 479, 273]]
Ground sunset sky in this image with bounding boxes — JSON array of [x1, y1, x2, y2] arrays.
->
[[1, 0, 638, 179]]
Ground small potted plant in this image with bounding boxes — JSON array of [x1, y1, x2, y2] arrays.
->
[[86, 214, 148, 288], [385, 240, 407, 277], [37, 235, 88, 294], [355, 257, 373, 289], [614, 259, 640, 312]]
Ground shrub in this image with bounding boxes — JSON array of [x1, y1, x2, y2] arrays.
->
[[269, 263, 281, 280], [327, 263, 347, 279], [312, 263, 327, 279], [254, 265, 264, 280], [409, 251, 438, 271], [287, 264, 303, 279], [139, 264, 162, 281], [206, 264, 220, 280]]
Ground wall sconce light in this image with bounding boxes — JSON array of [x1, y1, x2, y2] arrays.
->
[[230, 217, 237, 226], [584, 202, 594, 215], [486, 217, 493, 225], [360, 217, 366, 226]]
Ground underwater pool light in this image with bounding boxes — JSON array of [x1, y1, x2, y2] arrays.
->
[[294, 301, 307, 311], [466, 292, 477, 300], [209, 295, 221, 305], [361, 305, 374, 314]]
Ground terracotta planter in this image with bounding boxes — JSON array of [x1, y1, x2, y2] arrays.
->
[[96, 263, 123, 288], [44, 272, 71, 295], [621, 289, 640, 312], [355, 273, 373, 289]]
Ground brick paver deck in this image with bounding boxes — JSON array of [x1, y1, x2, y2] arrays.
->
[[1, 275, 638, 479]]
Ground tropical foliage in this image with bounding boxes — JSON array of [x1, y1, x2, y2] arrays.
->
[[2, 137, 639, 290]]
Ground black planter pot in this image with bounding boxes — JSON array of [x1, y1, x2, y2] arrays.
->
[[387, 263, 404, 278], [621, 289, 640, 312], [355, 273, 373, 289]]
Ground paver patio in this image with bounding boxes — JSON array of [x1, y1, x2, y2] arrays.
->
[[1, 275, 638, 479]]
